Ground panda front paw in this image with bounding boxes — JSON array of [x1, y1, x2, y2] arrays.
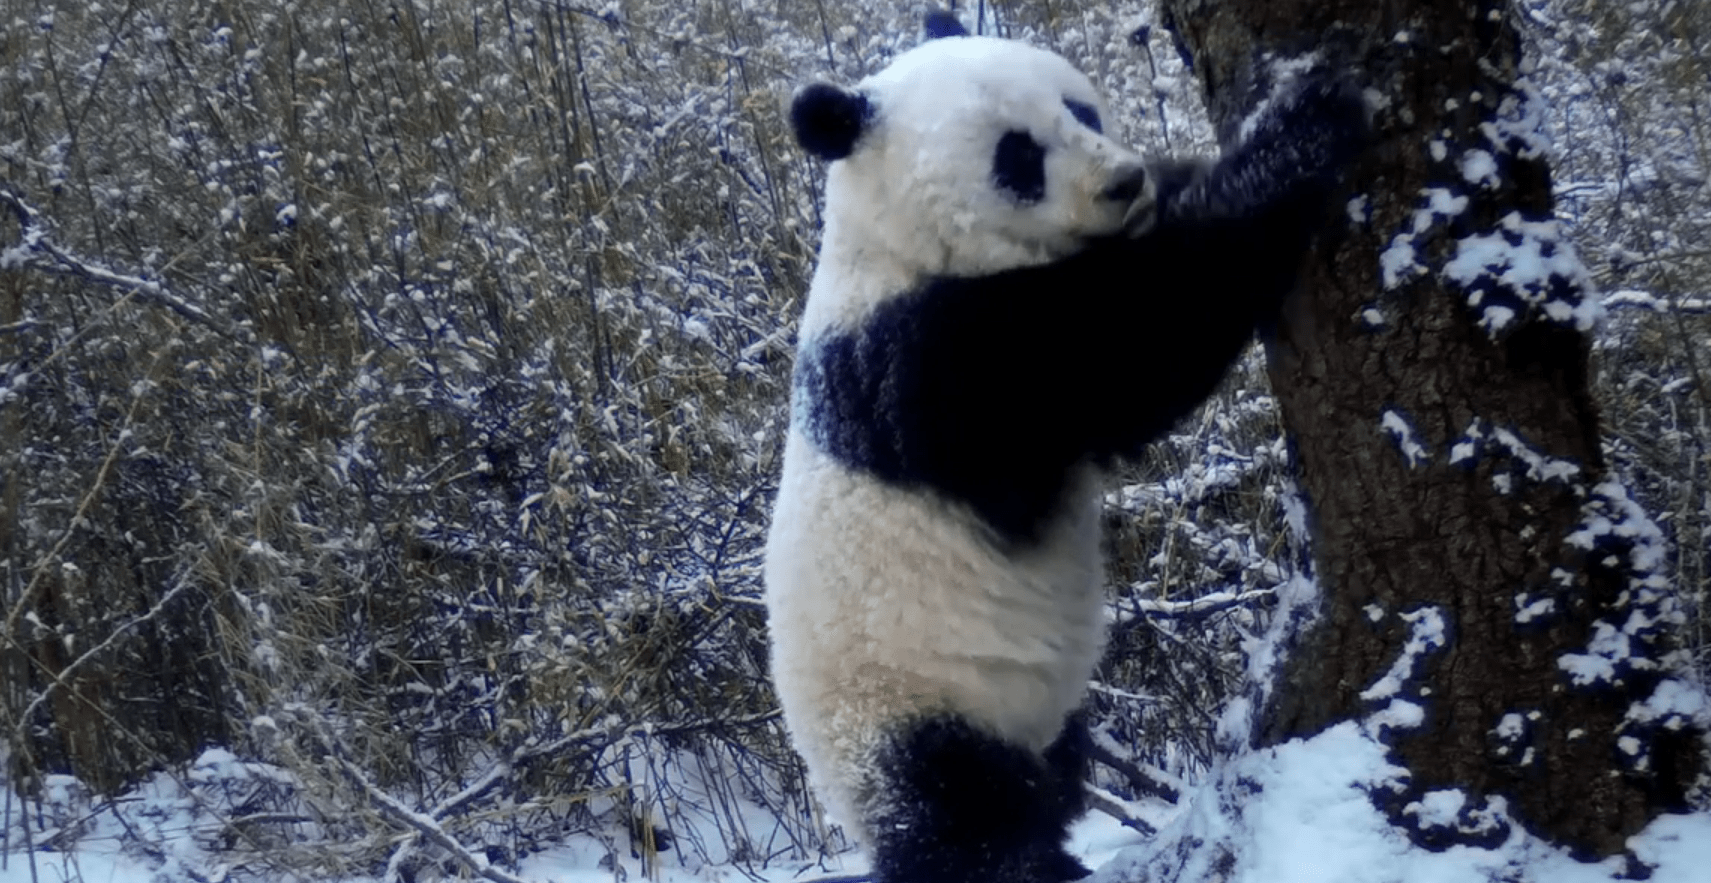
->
[[1121, 156, 1212, 237], [1241, 63, 1371, 177], [1155, 64, 1368, 227], [1280, 73, 1371, 163]]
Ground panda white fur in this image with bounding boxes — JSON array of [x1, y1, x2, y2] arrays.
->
[[765, 13, 1365, 883]]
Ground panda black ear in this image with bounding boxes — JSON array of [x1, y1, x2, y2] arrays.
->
[[790, 82, 872, 162], [924, 10, 970, 39]]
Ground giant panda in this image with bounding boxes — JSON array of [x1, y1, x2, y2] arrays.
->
[[764, 12, 1365, 883]]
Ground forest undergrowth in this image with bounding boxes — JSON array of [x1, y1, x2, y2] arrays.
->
[[0, 0, 1705, 879]]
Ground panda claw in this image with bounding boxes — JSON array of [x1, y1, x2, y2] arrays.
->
[[1120, 197, 1158, 237]]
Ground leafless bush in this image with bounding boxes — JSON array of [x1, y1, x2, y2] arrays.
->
[[1527, 0, 1711, 680], [0, 0, 1213, 875]]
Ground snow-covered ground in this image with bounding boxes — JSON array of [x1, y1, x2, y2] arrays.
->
[[6, 731, 1707, 883], [1097, 722, 1711, 883], [509, 810, 1143, 883], [0, 758, 1141, 883]]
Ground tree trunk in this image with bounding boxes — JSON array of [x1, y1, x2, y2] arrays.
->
[[1159, 0, 1704, 860]]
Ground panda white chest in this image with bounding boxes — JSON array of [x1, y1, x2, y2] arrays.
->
[[765, 431, 1106, 752]]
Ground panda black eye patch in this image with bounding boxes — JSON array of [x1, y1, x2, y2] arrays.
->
[[1063, 98, 1102, 134], [993, 130, 1047, 204]]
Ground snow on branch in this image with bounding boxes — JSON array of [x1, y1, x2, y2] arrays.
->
[[12, 569, 197, 739], [335, 753, 537, 883], [0, 187, 239, 338], [1109, 588, 1276, 628], [5, 372, 149, 644], [1602, 288, 1711, 314], [1087, 735, 1182, 804], [289, 704, 785, 883], [303, 713, 539, 883], [1086, 784, 1159, 836]]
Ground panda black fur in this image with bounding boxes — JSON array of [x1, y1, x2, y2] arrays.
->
[[765, 14, 1365, 883]]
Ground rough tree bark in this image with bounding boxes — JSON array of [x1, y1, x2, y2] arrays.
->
[[1159, 0, 1704, 862]]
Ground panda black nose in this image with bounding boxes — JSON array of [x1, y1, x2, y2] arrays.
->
[[1101, 166, 1150, 203]]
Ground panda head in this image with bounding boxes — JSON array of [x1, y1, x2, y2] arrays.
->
[[790, 15, 1151, 281]]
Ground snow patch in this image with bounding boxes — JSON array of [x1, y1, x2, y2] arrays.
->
[[1514, 593, 1557, 624], [1380, 408, 1430, 467], [1448, 419, 1485, 465], [1453, 419, 1584, 492], [1460, 149, 1499, 188], [1481, 77, 1552, 161], [1559, 621, 1632, 686], [1445, 211, 1602, 337], [1359, 605, 1446, 704], [1557, 480, 1678, 691], [1627, 678, 1710, 729], [1096, 720, 1711, 883], [1488, 425, 1582, 484], [1404, 789, 1464, 830], [1380, 188, 1470, 289], [1346, 194, 1370, 224], [1365, 699, 1426, 737]]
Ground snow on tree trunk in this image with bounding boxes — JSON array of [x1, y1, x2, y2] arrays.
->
[[1158, 0, 1705, 863]]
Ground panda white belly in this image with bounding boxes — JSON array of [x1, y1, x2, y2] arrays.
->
[[764, 427, 1105, 837]]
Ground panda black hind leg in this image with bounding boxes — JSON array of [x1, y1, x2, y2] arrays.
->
[[867, 715, 1091, 883], [1042, 713, 1094, 880]]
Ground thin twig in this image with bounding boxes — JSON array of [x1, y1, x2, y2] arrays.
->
[[2, 366, 149, 654], [1087, 739, 1182, 804], [0, 187, 239, 339], [1087, 783, 1158, 836], [12, 571, 196, 743], [1110, 588, 1276, 628], [327, 749, 537, 883]]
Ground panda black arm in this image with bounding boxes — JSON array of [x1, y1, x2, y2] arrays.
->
[[927, 72, 1368, 468], [1157, 75, 1368, 241], [796, 74, 1365, 548], [846, 188, 1324, 548], [1076, 70, 1369, 458]]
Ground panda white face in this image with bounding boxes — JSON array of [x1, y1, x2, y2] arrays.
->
[[792, 35, 1150, 295]]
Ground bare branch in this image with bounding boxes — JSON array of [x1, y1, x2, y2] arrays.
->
[[0, 186, 239, 338], [1109, 587, 1275, 629], [11, 571, 196, 744], [1086, 783, 1158, 837], [331, 751, 538, 883], [1086, 738, 1182, 804]]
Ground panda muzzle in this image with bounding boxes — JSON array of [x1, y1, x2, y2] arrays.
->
[[1099, 166, 1151, 205]]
